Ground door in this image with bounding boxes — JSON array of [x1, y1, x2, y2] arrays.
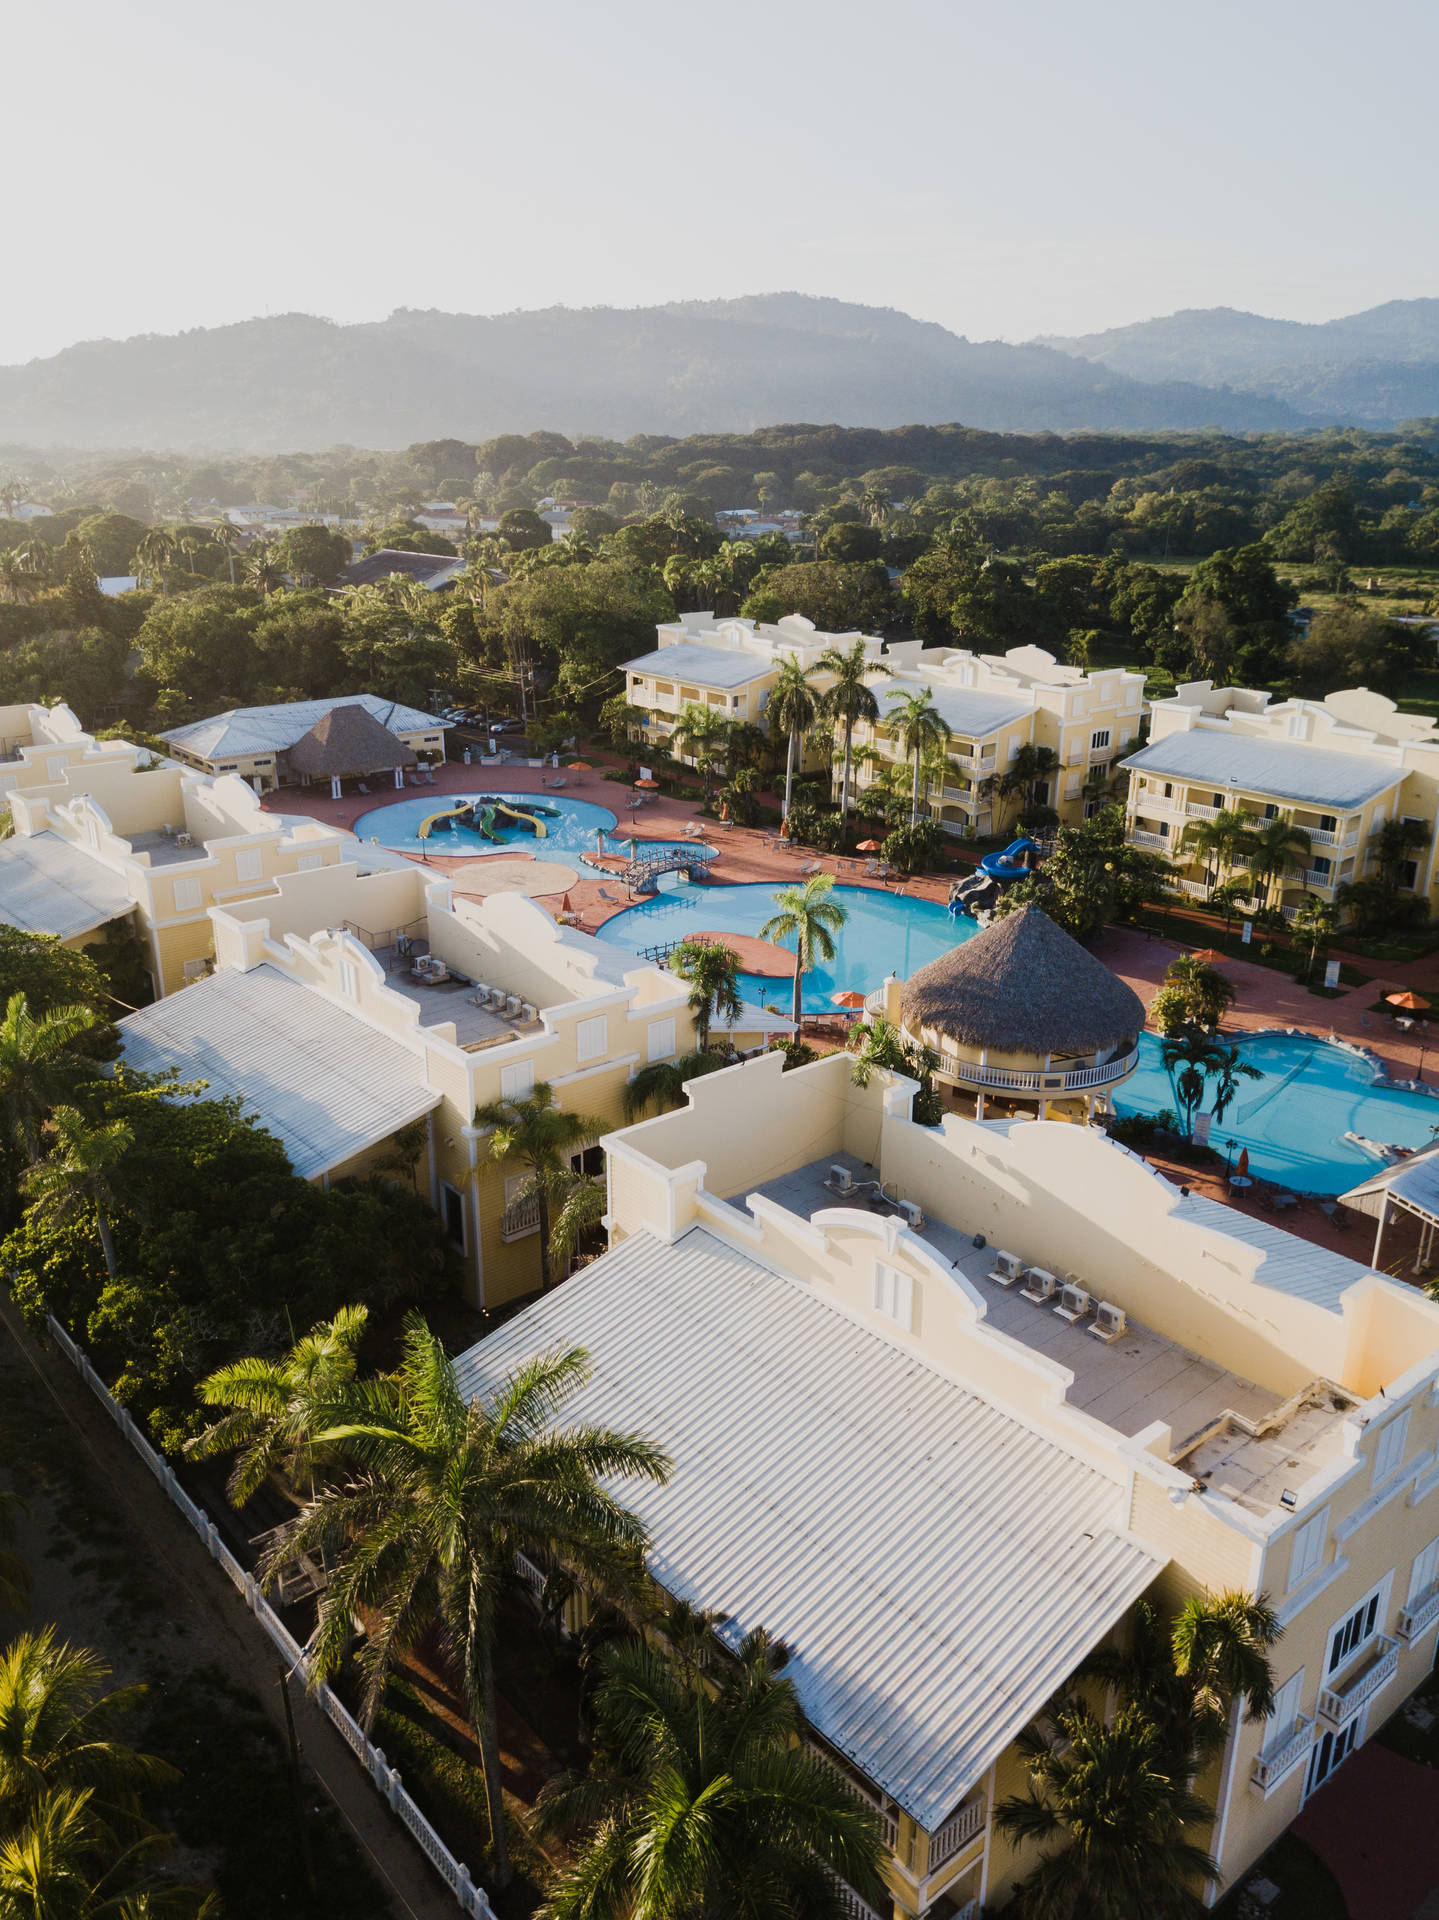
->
[[1305, 1714, 1362, 1800]]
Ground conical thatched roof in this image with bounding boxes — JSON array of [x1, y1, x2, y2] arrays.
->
[[900, 905, 1143, 1056], [285, 703, 417, 779]]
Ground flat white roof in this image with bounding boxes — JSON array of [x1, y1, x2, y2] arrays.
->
[[0, 833, 134, 940], [452, 1225, 1160, 1829], [1122, 730, 1401, 810], [161, 695, 450, 762], [882, 681, 1033, 740], [622, 642, 776, 690], [117, 964, 440, 1179]]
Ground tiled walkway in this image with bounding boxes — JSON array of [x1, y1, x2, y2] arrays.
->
[[1294, 1741, 1439, 1920]]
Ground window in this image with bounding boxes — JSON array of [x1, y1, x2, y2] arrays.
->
[[440, 1182, 465, 1250], [1268, 1668, 1306, 1742], [1327, 1581, 1385, 1675], [297, 851, 325, 871], [1162, 781, 1173, 799], [1288, 1508, 1329, 1591], [1372, 1408, 1410, 1486], [872, 1261, 913, 1331], [173, 878, 202, 913], [500, 1058, 535, 1102], [570, 1145, 604, 1177], [648, 1018, 676, 1063], [1264, 802, 1279, 820], [1319, 814, 1337, 833], [576, 1016, 607, 1063], [1400, 859, 1420, 891], [1312, 855, 1332, 878], [1090, 728, 1111, 751], [1306, 1717, 1360, 1798], [235, 848, 264, 883], [1408, 1535, 1439, 1605]]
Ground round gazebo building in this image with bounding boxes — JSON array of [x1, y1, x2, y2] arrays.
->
[[885, 904, 1144, 1122]]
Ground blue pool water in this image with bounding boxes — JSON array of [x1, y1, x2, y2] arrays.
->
[[594, 876, 978, 1011], [354, 792, 620, 858], [1113, 1030, 1439, 1193]]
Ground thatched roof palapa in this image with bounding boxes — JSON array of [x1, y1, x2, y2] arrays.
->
[[284, 704, 417, 780], [900, 904, 1143, 1056]]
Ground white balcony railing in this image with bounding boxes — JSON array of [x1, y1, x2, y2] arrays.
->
[[1297, 869, 1337, 892], [943, 1047, 1139, 1095], [1185, 800, 1222, 820], [1318, 1637, 1399, 1726], [500, 1197, 540, 1241], [1130, 830, 1170, 849], [829, 1877, 888, 1920], [808, 1745, 898, 1852], [1399, 1583, 1439, 1644], [1250, 1716, 1315, 1795], [929, 1797, 986, 1870]]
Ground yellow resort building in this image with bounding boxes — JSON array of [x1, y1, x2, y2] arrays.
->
[[0, 732, 348, 997], [454, 1048, 1439, 1915], [853, 642, 1147, 836], [113, 860, 720, 1307], [1122, 681, 1439, 919]]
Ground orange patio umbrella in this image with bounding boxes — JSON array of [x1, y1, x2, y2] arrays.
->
[[560, 892, 573, 913], [830, 990, 867, 1008], [633, 776, 659, 790], [856, 839, 884, 852], [1237, 1148, 1250, 1177], [1387, 990, 1428, 1011], [779, 815, 791, 837], [566, 759, 593, 771]]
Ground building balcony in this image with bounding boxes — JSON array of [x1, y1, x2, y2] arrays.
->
[[1250, 1716, 1314, 1797], [1129, 829, 1171, 850], [830, 1878, 888, 1920], [928, 1795, 986, 1871], [500, 1197, 540, 1242], [940, 1047, 1139, 1095], [1318, 1637, 1399, 1726], [1185, 800, 1222, 820], [1398, 1582, 1439, 1644]]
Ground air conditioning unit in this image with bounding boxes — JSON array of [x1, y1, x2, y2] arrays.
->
[[1020, 1266, 1057, 1305], [896, 1199, 926, 1231], [987, 1249, 1023, 1286], [1054, 1283, 1093, 1324], [825, 1165, 856, 1195], [1091, 1300, 1127, 1343]]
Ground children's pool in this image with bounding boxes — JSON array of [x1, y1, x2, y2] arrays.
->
[[594, 875, 978, 1010], [354, 792, 621, 858], [1113, 1029, 1439, 1193]]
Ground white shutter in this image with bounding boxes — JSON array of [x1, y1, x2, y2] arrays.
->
[[1373, 1409, 1410, 1486], [872, 1262, 913, 1332], [1410, 1535, 1439, 1603], [648, 1017, 676, 1063], [1268, 1668, 1305, 1742], [1288, 1508, 1329, 1591], [576, 1015, 607, 1063], [235, 848, 264, 883], [173, 878, 203, 912], [500, 1058, 535, 1102]]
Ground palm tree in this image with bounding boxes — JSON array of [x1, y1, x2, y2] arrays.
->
[[671, 939, 742, 1051], [1179, 807, 1250, 895], [884, 686, 949, 824], [546, 1174, 607, 1276], [0, 994, 100, 1166], [622, 1049, 732, 1121], [536, 1631, 887, 1920], [185, 1305, 370, 1506], [1159, 1027, 1260, 1140], [996, 1701, 1216, 1920], [1241, 815, 1312, 910], [998, 743, 1061, 833], [472, 1082, 606, 1291], [760, 873, 849, 1030], [1372, 815, 1431, 895], [671, 702, 731, 800], [817, 641, 890, 831], [1291, 895, 1338, 981], [1171, 1590, 1280, 1751], [0, 1784, 213, 1919], [767, 658, 819, 825], [241, 543, 285, 596], [208, 522, 241, 586], [268, 1322, 669, 1886], [23, 1106, 132, 1281], [0, 550, 45, 605], [860, 483, 891, 528], [131, 530, 174, 595]]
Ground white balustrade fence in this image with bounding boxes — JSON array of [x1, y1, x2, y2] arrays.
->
[[44, 1316, 497, 1920]]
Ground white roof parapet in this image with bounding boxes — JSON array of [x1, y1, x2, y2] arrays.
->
[[452, 1224, 1161, 1829], [1120, 730, 1402, 811]]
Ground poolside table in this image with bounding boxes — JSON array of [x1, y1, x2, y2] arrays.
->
[[1228, 1174, 1253, 1194]]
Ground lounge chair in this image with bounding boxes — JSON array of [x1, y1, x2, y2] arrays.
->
[[423, 768, 436, 785], [357, 781, 371, 795]]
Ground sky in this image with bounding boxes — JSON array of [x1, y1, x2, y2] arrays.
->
[[8, 0, 1437, 366]]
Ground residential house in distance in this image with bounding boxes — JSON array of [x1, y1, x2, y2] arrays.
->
[[1122, 682, 1439, 920], [0, 752, 347, 996], [336, 549, 467, 593], [621, 612, 885, 770], [855, 641, 1147, 836], [116, 862, 705, 1306], [454, 1048, 1439, 1915], [161, 694, 451, 794]]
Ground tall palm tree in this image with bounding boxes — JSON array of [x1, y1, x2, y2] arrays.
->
[[760, 873, 849, 1030], [670, 939, 742, 1051], [535, 1631, 887, 1920], [996, 1702, 1216, 1920], [622, 1048, 732, 1121], [1372, 815, 1431, 894], [767, 657, 819, 825], [1290, 895, 1337, 982], [268, 1322, 669, 1886], [185, 1305, 370, 1506], [884, 686, 949, 824], [1159, 1027, 1260, 1141], [1171, 1590, 1280, 1750], [23, 1107, 132, 1281], [546, 1173, 607, 1276], [1241, 815, 1312, 910], [472, 1082, 606, 1291], [671, 702, 731, 800], [1179, 806, 1250, 896], [0, 994, 100, 1166], [131, 530, 175, 595], [0, 1784, 214, 1919], [208, 522, 241, 586], [998, 743, 1060, 833], [817, 641, 890, 830], [241, 543, 285, 596]]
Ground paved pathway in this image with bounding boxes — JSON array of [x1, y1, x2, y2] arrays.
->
[[1294, 1740, 1439, 1920]]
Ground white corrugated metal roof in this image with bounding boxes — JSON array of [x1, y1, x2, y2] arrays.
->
[[160, 695, 451, 761], [0, 834, 134, 940], [452, 1227, 1160, 1830], [1121, 730, 1401, 810], [622, 643, 774, 690], [117, 964, 440, 1179], [1339, 1140, 1439, 1225], [884, 682, 1033, 741], [1170, 1189, 1376, 1311]]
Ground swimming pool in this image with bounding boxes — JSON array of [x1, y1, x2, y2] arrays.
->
[[1112, 1030, 1439, 1193], [594, 875, 977, 1010], [354, 792, 620, 858]]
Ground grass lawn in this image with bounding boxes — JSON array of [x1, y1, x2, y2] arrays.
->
[[1212, 1832, 1351, 1920]]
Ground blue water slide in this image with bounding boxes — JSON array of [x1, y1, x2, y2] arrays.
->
[[978, 837, 1038, 881]]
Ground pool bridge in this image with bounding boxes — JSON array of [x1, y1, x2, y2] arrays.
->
[[620, 846, 718, 894]]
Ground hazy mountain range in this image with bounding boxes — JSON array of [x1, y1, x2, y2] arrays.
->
[[3, 293, 1439, 452]]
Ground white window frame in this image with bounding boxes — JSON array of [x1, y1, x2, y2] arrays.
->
[[1372, 1407, 1410, 1488], [647, 1017, 676, 1063], [500, 1058, 535, 1103], [1408, 1534, 1439, 1605], [1267, 1667, 1306, 1745], [1090, 727, 1111, 751], [1326, 1576, 1388, 1678], [1288, 1508, 1329, 1591], [1304, 1712, 1362, 1802], [173, 877, 204, 913], [296, 851, 325, 871], [872, 1260, 913, 1332], [575, 1015, 607, 1064], [234, 847, 264, 883]]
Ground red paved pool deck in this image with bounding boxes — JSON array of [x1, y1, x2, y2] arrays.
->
[[1294, 1740, 1439, 1920], [269, 750, 1439, 1273]]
